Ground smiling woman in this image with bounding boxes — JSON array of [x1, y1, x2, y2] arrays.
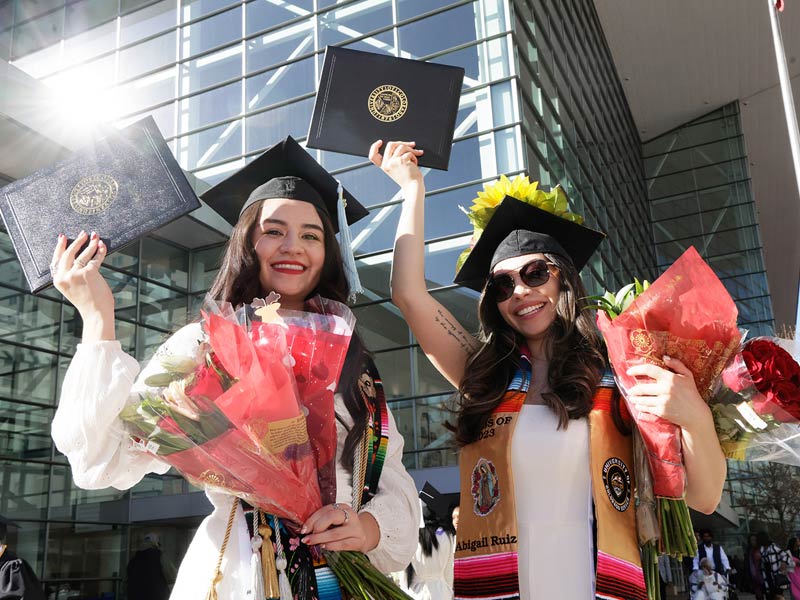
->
[[49, 136, 420, 599], [375, 140, 726, 600]]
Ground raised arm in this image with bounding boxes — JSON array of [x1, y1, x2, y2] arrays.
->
[[370, 140, 478, 388]]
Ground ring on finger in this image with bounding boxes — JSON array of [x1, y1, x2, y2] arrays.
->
[[76, 258, 87, 268], [332, 503, 349, 524]]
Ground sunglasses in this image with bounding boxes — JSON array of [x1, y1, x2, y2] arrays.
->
[[487, 259, 559, 303]]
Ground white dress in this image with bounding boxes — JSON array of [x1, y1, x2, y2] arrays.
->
[[51, 323, 420, 600], [510, 405, 594, 600], [407, 531, 455, 600]]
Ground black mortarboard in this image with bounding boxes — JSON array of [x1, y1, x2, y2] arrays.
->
[[200, 135, 368, 232], [454, 196, 605, 291], [419, 482, 451, 520]]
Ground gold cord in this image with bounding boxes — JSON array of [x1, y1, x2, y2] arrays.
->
[[205, 497, 239, 600]]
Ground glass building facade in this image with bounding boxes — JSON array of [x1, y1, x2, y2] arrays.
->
[[2, 0, 656, 597], [644, 102, 775, 336]]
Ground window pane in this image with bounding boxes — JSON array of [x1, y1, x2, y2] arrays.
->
[[46, 521, 127, 581], [180, 78, 241, 131], [119, 30, 176, 81], [189, 244, 224, 293], [141, 238, 189, 289], [0, 460, 50, 520], [181, 42, 241, 94], [352, 302, 409, 352], [319, 0, 392, 48], [177, 119, 243, 170], [0, 400, 53, 461], [180, 0, 239, 21], [245, 96, 313, 152], [117, 66, 178, 114], [65, 0, 117, 38], [120, 0, 177, 45], [180, 4, 241, 59], [398, 3, 477, 58], [0, 346, 58, 404], [11, 10, 63, 59], [245, 56, 314, 111], [245, 18, 313, 75], [0, 292, 61, 351], [246, 0, 313, 35], [139, 281, 187, 329], [373, 347, 411, 398]]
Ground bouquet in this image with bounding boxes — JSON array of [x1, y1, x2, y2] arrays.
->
[[590, 247, 743, 578], [712, 336, 800, 463], [120, 295, 412, 599], [121, 293, 353, 525]]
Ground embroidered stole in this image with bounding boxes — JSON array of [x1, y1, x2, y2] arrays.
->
[[453, 359, 647, 600]]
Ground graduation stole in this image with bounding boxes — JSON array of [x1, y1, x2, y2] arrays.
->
[[453, 356, 648, 600]]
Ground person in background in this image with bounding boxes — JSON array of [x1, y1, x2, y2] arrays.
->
[[785, 537, 800, 600], [759, 531, 791, 597], [125, 533, 175, 600], [0, 520, 45, 600], [747, 533, 767, 600], [690, 557, 727, 600], [693, 529, 731, 577], [405, 502, 455, 600], [658, 553, 673, 600]]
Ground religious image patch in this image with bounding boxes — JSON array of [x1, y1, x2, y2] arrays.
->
[[602, 457, 631, 512], [470, 457, 500, 516]]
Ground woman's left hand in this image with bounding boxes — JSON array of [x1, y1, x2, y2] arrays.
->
[[626, 355, 708, 430], [300, 503, 380, 553]]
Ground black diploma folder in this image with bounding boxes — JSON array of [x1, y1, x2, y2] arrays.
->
[[307, 46, 465, 170], [0, 116, 201, 293]]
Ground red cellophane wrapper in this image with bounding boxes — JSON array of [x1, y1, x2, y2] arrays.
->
[[596, 246, 741, 498], [250, 296, 356, 505], [122, 295, 355, 526]]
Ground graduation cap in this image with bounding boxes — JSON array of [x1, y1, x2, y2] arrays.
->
[[454, 196, 605, 291], [419, 482, 452, 521], [201, 135, 369, 299]]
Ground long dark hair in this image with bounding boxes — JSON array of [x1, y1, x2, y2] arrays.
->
[[206, 200, 370, 474], [451, 252, 607, 445]]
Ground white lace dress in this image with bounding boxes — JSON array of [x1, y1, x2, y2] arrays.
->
[[51, 323, 420, 599], [510, 405, 594, 599]]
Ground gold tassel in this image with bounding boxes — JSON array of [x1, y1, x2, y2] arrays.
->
[[258, 514, 281, 599], [206, 498, 239, 600]]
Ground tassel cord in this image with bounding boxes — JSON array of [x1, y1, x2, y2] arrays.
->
[[206, 497, 239, 600]]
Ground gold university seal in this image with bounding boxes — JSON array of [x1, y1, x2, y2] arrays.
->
[[368, 85, 408, 122], [70, 174, 118, 216]]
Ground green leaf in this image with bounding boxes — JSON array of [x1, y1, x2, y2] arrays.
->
[[144, 371, 181, 388]]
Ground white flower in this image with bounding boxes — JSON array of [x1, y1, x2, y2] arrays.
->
[[162, 379, 200, 420]]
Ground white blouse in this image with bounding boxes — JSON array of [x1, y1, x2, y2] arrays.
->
[[510, 405, 594, 600], [52, 323, 420, 599]]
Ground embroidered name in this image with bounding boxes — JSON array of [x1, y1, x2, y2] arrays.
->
[[455, 534, 518, 552], [602, 457, 631, 512]]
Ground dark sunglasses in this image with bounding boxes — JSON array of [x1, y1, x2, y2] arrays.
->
[[486, 259, 559, 303]]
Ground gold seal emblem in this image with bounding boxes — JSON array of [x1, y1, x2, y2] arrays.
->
[[368, 85, 408, 122], [70, 175, 118, 216]]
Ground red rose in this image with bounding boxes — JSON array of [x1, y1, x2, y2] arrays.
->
[[743, 339, 800, 422], [185, 365, 225, 403]]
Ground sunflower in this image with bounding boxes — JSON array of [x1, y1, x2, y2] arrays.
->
[[456, 175, 585, 274]]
